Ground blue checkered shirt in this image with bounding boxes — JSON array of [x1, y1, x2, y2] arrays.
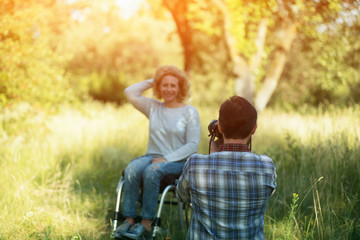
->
[[176, 143, 277, 240]]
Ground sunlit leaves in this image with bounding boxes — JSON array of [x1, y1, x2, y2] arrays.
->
[[62, 0, 185, 103], [272, 7, 360, 108], [186, 1, 221, 36], [0, 1, 76, 110], [0, 0, 183, 106]]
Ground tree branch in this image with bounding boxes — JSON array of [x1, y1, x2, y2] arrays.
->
[[249, 18, 269, 72]]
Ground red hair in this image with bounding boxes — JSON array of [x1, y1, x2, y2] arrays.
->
[[153, 65, 190, 102]]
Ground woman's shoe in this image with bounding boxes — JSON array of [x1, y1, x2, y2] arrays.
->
[[113, 220, 132, 238], [122, 223, 149, 239]]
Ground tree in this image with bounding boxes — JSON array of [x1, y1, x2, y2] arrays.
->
[[162, 0, 193, 73], [162, 0, 359, 111], [161, 0, 229, 76], [270, 4, 360, 108]]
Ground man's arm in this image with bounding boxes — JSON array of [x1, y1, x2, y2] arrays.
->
[[176, 160, 191, 203]]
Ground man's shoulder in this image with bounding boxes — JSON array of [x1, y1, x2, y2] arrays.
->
[[188, 153, 209, 161], [186, 153, 215, 165], [258, 154, 276, 174], [258, 154, 273, 162]]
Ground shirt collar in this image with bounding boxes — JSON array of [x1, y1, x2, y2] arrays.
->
[[220, 143, 251, 152]]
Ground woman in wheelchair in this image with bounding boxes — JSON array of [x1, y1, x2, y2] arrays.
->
[[114, 65, 201, 239]]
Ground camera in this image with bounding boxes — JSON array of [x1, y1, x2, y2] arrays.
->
[[208, 120, 224, 153], [208, 120, 223, 141]]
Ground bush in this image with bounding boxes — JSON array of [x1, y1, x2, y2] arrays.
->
[[0, 1, 77, 110]]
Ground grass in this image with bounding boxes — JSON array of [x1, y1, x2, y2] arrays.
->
[[0, 101, 359, 239]]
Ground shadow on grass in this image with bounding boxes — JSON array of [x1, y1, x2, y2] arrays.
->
[[65, 146, 131, 239]]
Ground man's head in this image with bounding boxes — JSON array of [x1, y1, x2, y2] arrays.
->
[[218, 96, 257, 139]]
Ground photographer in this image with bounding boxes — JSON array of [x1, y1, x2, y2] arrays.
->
[[114, 65, 201, 239], [176, 96, 277, 240]]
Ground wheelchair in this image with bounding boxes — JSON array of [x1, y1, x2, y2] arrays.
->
[[111, 172, 191, 240]]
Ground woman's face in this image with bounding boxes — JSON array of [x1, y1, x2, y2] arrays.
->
[[159, 75, 180, 104]]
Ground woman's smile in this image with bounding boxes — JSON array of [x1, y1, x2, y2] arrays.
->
[[160, 75, 180, 106]]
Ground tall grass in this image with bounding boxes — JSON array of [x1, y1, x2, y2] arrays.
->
[[258, 107, 360, 239], [0, 102, 359, 239]]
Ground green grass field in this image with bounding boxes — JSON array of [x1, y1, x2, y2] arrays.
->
[[1, 102, 359, 239]]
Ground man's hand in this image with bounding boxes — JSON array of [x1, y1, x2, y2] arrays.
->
[[210, 139, 222, 153]]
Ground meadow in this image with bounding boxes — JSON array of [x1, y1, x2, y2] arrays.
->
[[0, 101, 359, 240]]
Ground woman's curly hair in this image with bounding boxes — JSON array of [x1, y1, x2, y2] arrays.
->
[[153, 65, 190, 102]]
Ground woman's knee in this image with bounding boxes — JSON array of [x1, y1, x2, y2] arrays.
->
[[143, 164, 162, 181], [124, 163, 141, 181]]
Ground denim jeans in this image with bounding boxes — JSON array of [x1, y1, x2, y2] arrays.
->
[[122, 155, 186, 220]]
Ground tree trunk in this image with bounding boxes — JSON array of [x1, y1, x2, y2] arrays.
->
[[235, 18, 269, 104], [209, 0, 273, 104], [255, 21, 298, 111], [163, 0, 193, 74], [233, 56, 254, 102]]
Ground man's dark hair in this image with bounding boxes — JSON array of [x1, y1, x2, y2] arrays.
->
[[219, 96, 257, 139]]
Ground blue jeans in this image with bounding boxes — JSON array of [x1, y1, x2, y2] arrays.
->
[[122, 155, 186, 220]]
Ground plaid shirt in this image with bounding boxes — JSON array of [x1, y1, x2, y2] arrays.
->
[[176, 143, 277, 240]]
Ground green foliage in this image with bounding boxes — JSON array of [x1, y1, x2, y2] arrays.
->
[[62, 1, 183, 104], [0, 1, 77, 110], [186, 1, 221, 36], [227, 0, 276, 59], [270, 13, 360, 109], [2, 0, 359, 110], [191, 71, 233, 107], [258, 107, 360, 239], [162, 0, 360, 108], [284, 193, 300, 239], [1, 0, 185, 108]]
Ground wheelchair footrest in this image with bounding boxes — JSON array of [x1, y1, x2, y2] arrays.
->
[[152, 217, 161, 227]]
